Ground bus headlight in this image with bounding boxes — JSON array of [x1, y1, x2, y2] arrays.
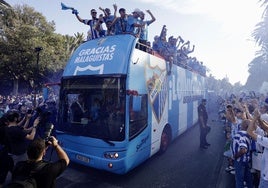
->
[[104, 152, 119, 159]]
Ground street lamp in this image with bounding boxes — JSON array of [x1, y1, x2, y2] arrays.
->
[[33, 46, 43, 108]]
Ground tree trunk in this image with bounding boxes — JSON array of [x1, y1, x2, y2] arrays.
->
[[13, 78, 19, 96]]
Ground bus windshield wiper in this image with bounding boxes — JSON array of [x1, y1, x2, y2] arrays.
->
[[102, 138, 115, 146]]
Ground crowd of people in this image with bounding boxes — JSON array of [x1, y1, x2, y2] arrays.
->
[[68, 4, 206, 77], [0, 92, 69, 188], [152, 25, 206, 76], [219, 93, 268, 188], [2, 89, 268, 187], [72, 4, 155, 43]]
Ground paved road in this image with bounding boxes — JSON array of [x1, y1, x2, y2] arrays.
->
[[53, 115, 236, 188]]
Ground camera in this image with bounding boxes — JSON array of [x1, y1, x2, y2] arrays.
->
[[44, 123, 54, 145], [34, 107, 55, 144], [45, 136, 53, 145]]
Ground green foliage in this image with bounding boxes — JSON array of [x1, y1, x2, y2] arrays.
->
[[0, 4, 85, 95], [206, 75, 241, 96]]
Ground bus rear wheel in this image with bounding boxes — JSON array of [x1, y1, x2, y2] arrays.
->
[[159, 127, 170, 154]]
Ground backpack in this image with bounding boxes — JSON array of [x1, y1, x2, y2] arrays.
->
[[5, 178, 37, 188], [5, 162, 47, 188]]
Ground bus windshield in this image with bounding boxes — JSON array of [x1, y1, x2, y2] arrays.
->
[[58, 76, 126, 141]]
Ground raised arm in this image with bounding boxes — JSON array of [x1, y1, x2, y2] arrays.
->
[[109, 4, 118, 28], [176, 36, 184, 49], [180, 40, 189, 50], [99, 7, 108, 17], [146, 10, 156, 25], [188, 44, 195, 53], [74, 12, 84, 23], [50, 136, 70, 165], [25, 117, 40, 140], [225, 107, 236, 124], [247, 108, 260, 141], [113, 4, 117, 18]]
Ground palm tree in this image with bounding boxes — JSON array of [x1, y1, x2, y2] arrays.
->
[[0, 0, 11, 8], [252, 0, 268, 58], [64, 32, 85, 56], [246, 0, 268, 88]]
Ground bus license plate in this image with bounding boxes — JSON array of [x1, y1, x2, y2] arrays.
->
[[76, 155, 90, 163]]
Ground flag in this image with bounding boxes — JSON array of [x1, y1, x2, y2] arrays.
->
[[61, 2, 74, 10]]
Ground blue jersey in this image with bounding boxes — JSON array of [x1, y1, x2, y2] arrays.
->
[[231, 130, 251, 162], [114, 17, 127, 35], [126, 15, 139, 35]]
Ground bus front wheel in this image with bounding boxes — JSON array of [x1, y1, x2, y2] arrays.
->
[[159, 126, 171, 154]]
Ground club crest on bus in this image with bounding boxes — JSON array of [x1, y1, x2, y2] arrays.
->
[[146, 63, 168, 123]]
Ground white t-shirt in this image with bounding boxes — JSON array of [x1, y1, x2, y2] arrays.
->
[[261, 113, 268, 122], [257, 135, 268, 181]]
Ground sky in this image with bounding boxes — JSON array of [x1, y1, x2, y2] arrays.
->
[[7, 0, 264, 85]]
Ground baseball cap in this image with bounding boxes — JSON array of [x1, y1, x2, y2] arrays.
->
[[132, 8, 141, 13]]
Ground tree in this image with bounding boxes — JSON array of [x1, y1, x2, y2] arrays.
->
[[0, 5, 56, 94], [0, 4, 84, 95], [245, 55, 268, 90], [246, 0, 268, 91]]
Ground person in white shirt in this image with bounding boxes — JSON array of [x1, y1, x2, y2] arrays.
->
[[247, 108, 268, 188], [260, 105, 268, 122]]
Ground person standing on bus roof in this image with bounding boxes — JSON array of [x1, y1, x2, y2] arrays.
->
[[126, 8, 145, 37], [99, 5, 116, 36], [74, 8, 104, 40], [109, 6, 128, 35], [99, 6, 115, 24], [138, 10, 156, 52], [198, 99, 211, 149]]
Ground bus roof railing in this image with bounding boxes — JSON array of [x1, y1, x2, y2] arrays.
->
[[135, 40, 206, 77]]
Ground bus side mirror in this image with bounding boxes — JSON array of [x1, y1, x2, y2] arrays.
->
[[132, 96, 141, 111]]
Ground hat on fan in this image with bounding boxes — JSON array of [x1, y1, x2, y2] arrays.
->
[[132, 8, 141, 13]]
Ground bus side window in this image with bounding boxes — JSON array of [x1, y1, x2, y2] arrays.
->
[[129, 95, 148, 139], [132, 96, 142, 111]]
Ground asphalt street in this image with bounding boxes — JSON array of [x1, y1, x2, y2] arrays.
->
[[53, 114, 237, 188]]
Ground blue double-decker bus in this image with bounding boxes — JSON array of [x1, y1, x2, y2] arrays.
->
[[56, 34, 206, 174]]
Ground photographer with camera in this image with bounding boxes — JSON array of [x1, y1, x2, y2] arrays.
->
[[4, 111, 40, 165], [10, 136, 69, 188]]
